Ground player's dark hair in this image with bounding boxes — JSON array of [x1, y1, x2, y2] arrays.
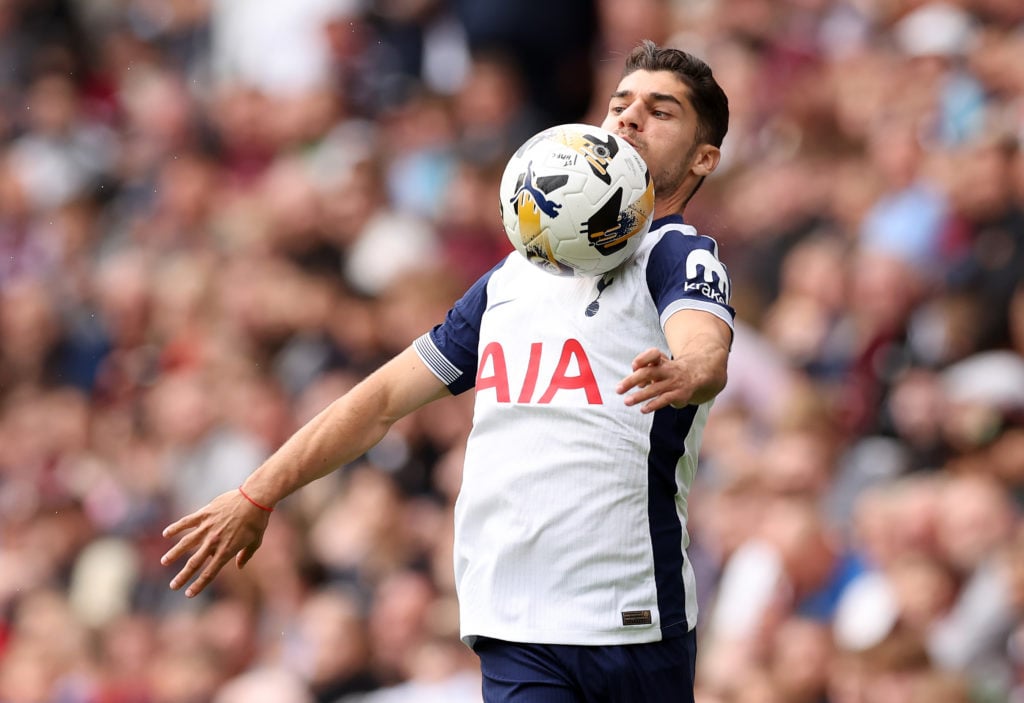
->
[[622, 40, 729, 148]]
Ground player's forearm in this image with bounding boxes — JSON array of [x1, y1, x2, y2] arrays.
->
[[664, 310, 732, 406], [238, 379, 393, 509], [673, 332, 729, 405], [236, 347, 449, 508]]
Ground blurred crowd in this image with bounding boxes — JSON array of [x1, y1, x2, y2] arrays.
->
[[0, 0, 1022, 702]]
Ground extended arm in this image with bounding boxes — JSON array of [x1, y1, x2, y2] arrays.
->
[[616, 309, 731, 413], [161, 345, 450, 596]]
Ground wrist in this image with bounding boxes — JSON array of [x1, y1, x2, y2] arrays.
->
[[238, 486, 274, 513]]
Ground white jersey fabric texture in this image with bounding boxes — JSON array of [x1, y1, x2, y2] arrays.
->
[[413, 214, 735, 647]]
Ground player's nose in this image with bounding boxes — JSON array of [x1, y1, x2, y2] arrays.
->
[[616, 101, 642, 130]]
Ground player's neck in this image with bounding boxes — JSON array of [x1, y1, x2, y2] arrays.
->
[[653, 192, 688, 220], [654, 172, 707, 219]]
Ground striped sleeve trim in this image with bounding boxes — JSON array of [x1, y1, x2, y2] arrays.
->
[[413, 333, 463, 386], [660, 299, 735, 331]]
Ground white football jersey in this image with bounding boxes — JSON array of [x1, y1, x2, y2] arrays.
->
[[413, 215, 734, 647]]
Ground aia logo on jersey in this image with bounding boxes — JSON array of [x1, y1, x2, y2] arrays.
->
[[476, 339, 602, 405]]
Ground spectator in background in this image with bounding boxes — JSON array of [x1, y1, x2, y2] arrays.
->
[[452, 0, 598, 127]]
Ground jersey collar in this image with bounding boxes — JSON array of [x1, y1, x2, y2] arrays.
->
[[651, 213, 685, 229]]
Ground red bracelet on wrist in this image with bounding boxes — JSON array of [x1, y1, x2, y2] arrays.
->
[[238, 486, 274, 513]]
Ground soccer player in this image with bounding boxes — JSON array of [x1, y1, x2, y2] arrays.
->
[[162, 40, 732, 702]]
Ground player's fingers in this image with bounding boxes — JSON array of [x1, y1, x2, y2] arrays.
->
[[618, 361, 669, 395], [184, 550, 234, 598], [621, 377, 665, 406], [160, 528, 207, 567], [624, 377, 676, 412], [162, 512, 202, 539], [631, 348, 664, 371], [169, 543, 214, 591], [641, 390, 678, 414], [629, 369, 692, 408], [616, 369, 646, 395], [235, 530, 263, 569], [236, 544, 255, 569]]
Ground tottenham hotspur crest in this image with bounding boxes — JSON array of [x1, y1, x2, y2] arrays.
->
[[585, 273, 615, 317]]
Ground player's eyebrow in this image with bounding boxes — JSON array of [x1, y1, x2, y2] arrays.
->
[[611, 90, 685, 108]]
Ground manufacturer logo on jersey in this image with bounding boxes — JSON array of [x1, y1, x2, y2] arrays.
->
[[684, 249, 730, 304], [476, 339, 602, 405], [486, 298, 516, 312]]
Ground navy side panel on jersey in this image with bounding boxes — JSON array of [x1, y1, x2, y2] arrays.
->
[[418, 259, 505, 395], [648, 403, 698, 637], [645, 221, 735, 328], [642, 216, 732, 637]]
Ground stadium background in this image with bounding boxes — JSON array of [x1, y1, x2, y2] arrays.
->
[[0, 0, 1023, 701]]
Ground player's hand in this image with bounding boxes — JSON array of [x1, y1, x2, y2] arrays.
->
[[616, 348, 693, 413], [161, 489, 271, 598]]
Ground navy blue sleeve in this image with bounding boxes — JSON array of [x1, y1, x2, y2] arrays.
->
[[414, 259, 504, 395], [646, 231, 735, 329]]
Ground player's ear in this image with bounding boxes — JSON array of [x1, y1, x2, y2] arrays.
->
[[691, 144, 721, 177]]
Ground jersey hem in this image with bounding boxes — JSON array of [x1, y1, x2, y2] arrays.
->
[[460, 622, 696, 648]]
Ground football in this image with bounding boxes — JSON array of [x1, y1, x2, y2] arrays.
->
[[499, 123, 655, 277]]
